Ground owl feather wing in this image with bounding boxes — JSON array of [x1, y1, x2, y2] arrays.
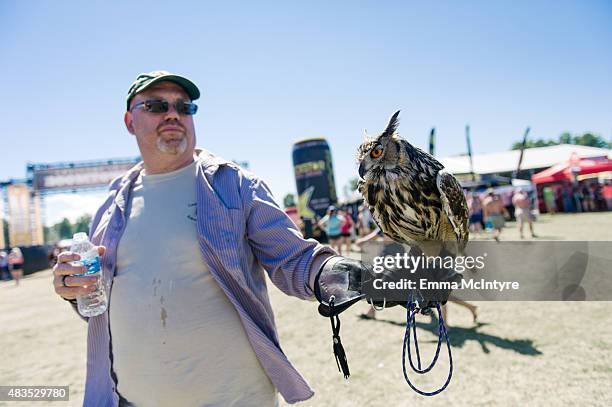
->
[[435, 170, 469, 246]]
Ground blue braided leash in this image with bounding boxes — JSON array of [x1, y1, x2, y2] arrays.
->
[[402, 300, 453, 396]]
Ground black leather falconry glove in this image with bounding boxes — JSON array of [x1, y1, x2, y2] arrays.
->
[[314, 256, 367, 317], [314, 255, 432, 317]]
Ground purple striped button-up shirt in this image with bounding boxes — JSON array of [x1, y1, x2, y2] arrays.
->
[[77, 150, 336, 406]]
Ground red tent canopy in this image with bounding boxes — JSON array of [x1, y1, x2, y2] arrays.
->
[[532, 156, 612, 184]]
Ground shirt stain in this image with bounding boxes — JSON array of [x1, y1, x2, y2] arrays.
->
[[152, 278, 161, 297], [160, 307, 167, 328]]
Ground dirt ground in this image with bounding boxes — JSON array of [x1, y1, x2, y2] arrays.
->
[[1, 212, 611, 406]]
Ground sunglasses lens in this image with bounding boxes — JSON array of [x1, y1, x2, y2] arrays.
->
[[138, 100, 197, 115], [145, 101, 168, 113], [178, 102, 198, 115]]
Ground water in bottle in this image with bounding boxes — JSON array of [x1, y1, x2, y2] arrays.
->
[[70, 232, 107, 317]]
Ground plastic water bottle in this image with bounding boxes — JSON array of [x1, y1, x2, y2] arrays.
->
[[70, 232, 107, 317]]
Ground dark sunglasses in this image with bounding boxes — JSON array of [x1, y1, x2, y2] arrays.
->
[[131, 99, 198, 115]]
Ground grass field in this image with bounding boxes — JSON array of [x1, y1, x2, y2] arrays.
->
[[1, 212, 610, 406]]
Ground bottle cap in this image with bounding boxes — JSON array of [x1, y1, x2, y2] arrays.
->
[[73, 232, 89, 241]]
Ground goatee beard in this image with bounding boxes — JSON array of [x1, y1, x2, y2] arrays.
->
[[156, 137, 188, 155]]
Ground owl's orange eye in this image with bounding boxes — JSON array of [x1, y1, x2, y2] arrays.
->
[[370, 145, 383, 159]]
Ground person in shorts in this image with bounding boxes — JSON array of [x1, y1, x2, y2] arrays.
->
[[482, 190, 507, 242], [318, 205, 346, 254], [512, 188, 537, 239], [338, 209, 354, 255], [8, 247, 24, 286], [467, 191, 483, 234]]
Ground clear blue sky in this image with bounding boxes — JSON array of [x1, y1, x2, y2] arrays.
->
[[1, 1, 611, 224]]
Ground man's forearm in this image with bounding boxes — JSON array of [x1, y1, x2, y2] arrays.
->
[[308, 253, 338, 295]]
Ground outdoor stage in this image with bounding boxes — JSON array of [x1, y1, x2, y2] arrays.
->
[[1, 212, 611, 406]]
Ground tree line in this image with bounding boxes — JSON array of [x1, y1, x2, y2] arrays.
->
[[511, 132, 610, 150], [43, 214, 92, 243]]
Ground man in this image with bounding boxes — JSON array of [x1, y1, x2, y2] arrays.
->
[[512, 188, 537, 239], [542, 185, 556, 214], [466, 191, 483, 234], [52, 71, 368, 406], [482, 189, 508, 242]]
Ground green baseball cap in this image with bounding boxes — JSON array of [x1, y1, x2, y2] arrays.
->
[[126, 70, 200, 111]]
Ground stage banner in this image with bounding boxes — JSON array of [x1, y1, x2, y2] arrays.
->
[[32, 161, 139, 192], [7, 184, 32, 246]]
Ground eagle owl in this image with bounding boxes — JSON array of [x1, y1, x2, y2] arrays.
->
[[357, 111, 469, 256]]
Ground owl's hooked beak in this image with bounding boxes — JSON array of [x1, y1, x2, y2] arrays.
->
[[358, 161, 367, 179]]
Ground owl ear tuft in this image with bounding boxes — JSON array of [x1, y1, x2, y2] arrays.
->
[[380, 110, 400, 139]]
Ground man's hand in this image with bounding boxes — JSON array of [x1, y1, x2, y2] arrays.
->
[[314, 257, 367, 317], [53, 246, 105, 301], [314, 256, 415, 317], [314, 251, 462, 317]]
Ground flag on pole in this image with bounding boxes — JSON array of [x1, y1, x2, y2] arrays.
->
[[429, 127, 436, 156], [465, 125, 475, 181]]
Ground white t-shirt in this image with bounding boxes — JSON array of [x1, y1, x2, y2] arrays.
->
[[110, 161, 277, 407]]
